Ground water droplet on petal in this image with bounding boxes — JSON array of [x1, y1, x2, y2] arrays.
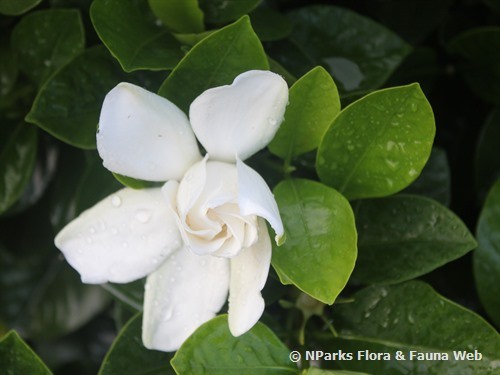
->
[[163, 308, 173, 321], [111, 195, 122, 207], [89, 226, 96, 234], [136, 209, 152, 223]]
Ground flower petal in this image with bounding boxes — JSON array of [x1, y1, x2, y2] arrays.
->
[[54, 187, 182, 284], [228, 218, 271, 336], [237, 158, 284, 244], [97, 82, 201, 181], [142, 248, 230, 352], [189, 70, 289, 162]]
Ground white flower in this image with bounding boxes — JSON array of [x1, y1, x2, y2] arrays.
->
[[54, 70, 289, 352]]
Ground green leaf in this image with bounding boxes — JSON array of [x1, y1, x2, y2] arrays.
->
[[272, 179, 357, 304], [269, 67, 340, 161], [26, 46, 128, 149], [323, 282, 500, 374], [0, 123, 37, 214], [91, 0, 183, 72], [0, 36, 18, 97], [352, 194, 477, 285], [101, 280, 144, 311], [49, 152, 121, 232], [99, 313, 173, 375], [474, 180, 500, 327], [112, 173, 155, 190], [27, 258, 111, 338], [0, 331, 51, 374], [448, 27, 500, 105], [171, 315, 297, 374], [11, 9, 85, 86], [403, 147, 450, 206], [475, 109, 500, 201], [288, 6, 412, 97], [250, 7, 291, 42], [198, 0, 261, 24], [158, 15, 268, 113], [0, 0, 42, 15], [317, 84, 435, 200], [148, 0, 204, 33]]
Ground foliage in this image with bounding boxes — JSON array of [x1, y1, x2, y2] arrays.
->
[[0, 0, 499, 373]]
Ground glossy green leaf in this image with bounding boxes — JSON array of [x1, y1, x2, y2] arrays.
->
[[0, 0, 42, 15], [0, 243, 109, 339], [101, 280, 144, 311], [449, 27, 500, 105], [91, 0, 183, 72], [317, 84, 435, 200], [474, 180, 500, 327], [272, 179, 357, 304], [99, 313, 173, 375], [11, 9, 85, 85], [359, 0, 454, 44], [269, 67, 340, 160], [475, 109, 500, 201], [0, 331, 51, 374], [158, 16, 268, 113], [171, 315, 297, 374], [403, 147, 450, 206], [352, 194, 477, 284], [288, 6, 412, 97], [49, 153, 121, 232], [198, 0, 261, 23], [148, 0, 204, 33], [28, 258, 111, 338], [323, 282, 500, 374], [0, 36, 18, 97], [112, 173, 155, 190], [0, 123, 37, 214], [250, 7, 291, 42], [26, 46, 128, 149]]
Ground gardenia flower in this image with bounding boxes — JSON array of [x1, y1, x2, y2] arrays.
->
[[54, 70, 289, 352]]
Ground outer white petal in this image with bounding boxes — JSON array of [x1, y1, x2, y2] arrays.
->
[[228, 218, 271, 336], [237, 158, 284, 244], [97, 82, 201, 181], [142, 248, 230, 352], [189, 70, 289, 162], [54, 187, 182, 284]]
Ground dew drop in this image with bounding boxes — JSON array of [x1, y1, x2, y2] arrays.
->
[[169, 277, 175, 283], [163, 308, 174, 321], [347, 144, 355, 151], [43, 59, 52, 67], [86, 237, 93, 244], [122, 241, 129, 248], [136, 209, 152, 223], [268, 117, 277, 126], [410, 102, 418, 112], [89, 226, 96, 234], [111, 227, 118, 235], [111, 195, 122, 207]]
